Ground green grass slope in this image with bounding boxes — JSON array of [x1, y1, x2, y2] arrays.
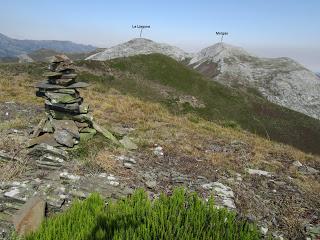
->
[[78, 54, 320, 155]]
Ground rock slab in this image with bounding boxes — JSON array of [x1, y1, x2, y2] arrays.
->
[[12, 196, 46, 236]]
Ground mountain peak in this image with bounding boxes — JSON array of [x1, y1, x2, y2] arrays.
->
[[86, 38, 191, 61], [127, 38, 154, 43], [189, 42, 250, 65]]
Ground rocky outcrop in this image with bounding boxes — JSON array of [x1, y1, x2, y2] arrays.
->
[[189, 43, 320, 120]]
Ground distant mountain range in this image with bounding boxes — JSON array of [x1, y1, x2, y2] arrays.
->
[[0, 33, 96, 58], [86, 38, 320, 121]]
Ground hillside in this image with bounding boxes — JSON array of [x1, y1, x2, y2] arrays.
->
[[27, 48, 106, 62], [0, 58, 319, 239], [79, 54, 320, 155], [189, 43, 320, 120], [0, 32, 96, 58]]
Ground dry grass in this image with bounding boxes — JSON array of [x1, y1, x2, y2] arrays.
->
[[0, 63, 317, 172], [0, 160, 29, 181], [0, 72, 40, 104], [0, 67, 318, 176], [80, 86, 320, 173], [0, 134, 31, 180], [0, 117, 29, 131]]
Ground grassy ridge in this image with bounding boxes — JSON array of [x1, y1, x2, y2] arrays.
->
[[26, 189, 260, 240], [78, 54, 320, 155]]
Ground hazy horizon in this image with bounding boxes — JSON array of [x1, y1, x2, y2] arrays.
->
[[1, 0, 319, 71]]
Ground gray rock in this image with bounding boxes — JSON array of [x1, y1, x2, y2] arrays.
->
[[46, 195, 66, 209], [52, 119, 80, 139], [45, 92, 80, 104], [246, 168, 272, 177], [292, 160, 303, 167], [35, 81, 90, 90], [51, 55, 71, 63], [59, 171, 80, 181], [119, 136, 138, 150], [153, 146, 164, 156], [60, 74, 77, 79], [48, 78, 75, 86], [12, 196, 45, 236], [298, 166, 319, 175], [28, 143, 68, 160], [145, 180, 157, 189], [28, 133, 61, 148], [123, 162, 133, 169], [260, 226, 269, 235], [92, 121, 120, 145], [124, 157, 136, 164], [202, 182, 236, 209], [43, 120, 54, 133], [107, 181, 120, 186], [50, 110, 93, 123], [79, 104, 89, 114], [36, 153, 64, 169], [43, 71, 62, 78], [45, 100, 82, 114], [54, 129, 75, 147]]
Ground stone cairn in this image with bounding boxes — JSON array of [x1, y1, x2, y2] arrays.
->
[[28, 55, 97, 169]]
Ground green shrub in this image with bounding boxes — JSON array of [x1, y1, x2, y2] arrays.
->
[[26, 189, 260, 240], [26, 193, 104, 240]]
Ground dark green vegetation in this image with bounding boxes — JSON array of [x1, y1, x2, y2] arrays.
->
[[77, 54, 320, 154], [26, 189, 260, 240]]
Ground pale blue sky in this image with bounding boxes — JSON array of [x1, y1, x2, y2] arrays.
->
[[0, 0, 319, 70]]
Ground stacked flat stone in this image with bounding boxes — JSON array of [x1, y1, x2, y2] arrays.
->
[[29, 55, 96, 169]]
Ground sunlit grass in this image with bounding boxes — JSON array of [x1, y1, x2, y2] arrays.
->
[[26, 189, 260, 240]]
